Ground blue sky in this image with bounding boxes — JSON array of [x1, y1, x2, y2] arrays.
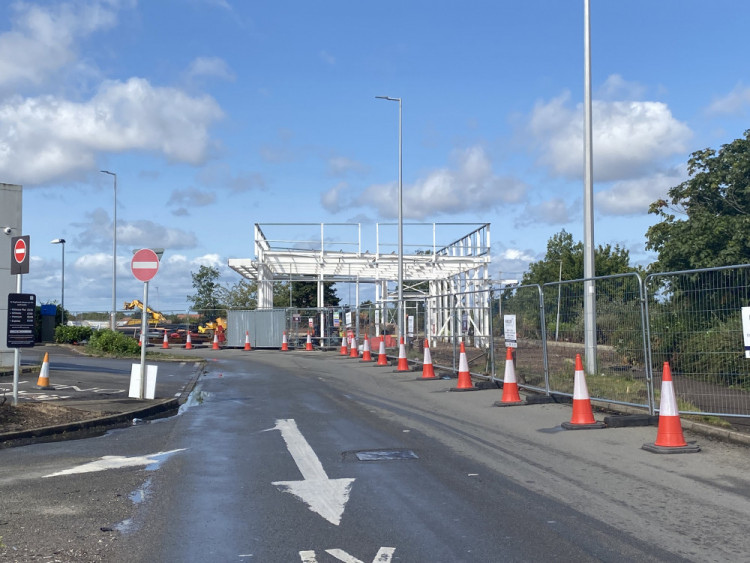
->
[[3, 0, 749, 313]]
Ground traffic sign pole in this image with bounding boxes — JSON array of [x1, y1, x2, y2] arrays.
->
[[131, 248, 161, 399]]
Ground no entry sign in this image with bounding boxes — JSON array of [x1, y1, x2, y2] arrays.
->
[[10, 235, 30, 275], [131, 248, 160, 282]]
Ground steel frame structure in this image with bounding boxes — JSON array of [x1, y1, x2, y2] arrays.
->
[[228, 222, 492, 346]]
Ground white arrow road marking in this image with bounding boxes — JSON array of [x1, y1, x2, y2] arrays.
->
[[299, 548, 396, 562], [272, 419, 354, 526], [42, 449, 186, 478]]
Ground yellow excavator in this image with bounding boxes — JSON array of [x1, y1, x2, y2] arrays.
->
[[123, 300, 167, 326], [198, 317, 227, 334]]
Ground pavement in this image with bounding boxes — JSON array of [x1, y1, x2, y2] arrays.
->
[[0, 343, 207, 448]]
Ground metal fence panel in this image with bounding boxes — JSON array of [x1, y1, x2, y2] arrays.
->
[[542, 273, 650, 409], [646, 265, 750, 418], [496, 284, 547, 391]]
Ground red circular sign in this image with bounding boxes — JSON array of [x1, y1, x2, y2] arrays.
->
[[131, 248, 160, 282], [13, 238, 27, 263]]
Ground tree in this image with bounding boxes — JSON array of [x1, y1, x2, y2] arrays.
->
[[287, 281, 340, 308], [219, 279, 258, 309], [522, 229, 637, 286], [187, 266, 224, 322], [646, 130, 750, 271]]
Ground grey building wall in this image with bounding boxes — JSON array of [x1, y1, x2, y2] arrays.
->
[[1, 183, 23, 368]]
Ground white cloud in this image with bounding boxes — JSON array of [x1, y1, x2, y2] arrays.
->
[[186, 56, 235, 82], [0, 0, 121, 92], [321, 182, 350, 213], [706, 84, 750, 116], [167, 187, 217, 208], [328, 156, 367, 177], [0, 77, 224, 185], [528, 89, 692, 182], [596, 74, 646, 101], [595, 167, 686, 216], [356, 146, 527, 220], [515, 198, 576, 227]]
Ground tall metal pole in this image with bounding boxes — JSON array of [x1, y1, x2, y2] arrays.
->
[[101, 170, 117, 331], [375, 95, 403, 344], [583, 0, 597, 373]]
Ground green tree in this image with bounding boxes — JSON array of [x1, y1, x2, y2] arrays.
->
[[522, 229, 637, 286], [287, 281, 340, 308], [187, 266, 225, 322], [646, 130, 750, 271], [219, 279, 258, 309]]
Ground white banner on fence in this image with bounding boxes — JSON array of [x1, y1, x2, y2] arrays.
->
[[742, 307, 750, 358], [504, 314, 517, 348]]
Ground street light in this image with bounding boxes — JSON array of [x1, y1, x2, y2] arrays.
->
[[100, 170, 117, 331], [51, 238, 65, 325], [375, 95, 403, 343]]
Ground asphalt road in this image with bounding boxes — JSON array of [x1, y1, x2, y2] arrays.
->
[[2, 348, 750, 561]]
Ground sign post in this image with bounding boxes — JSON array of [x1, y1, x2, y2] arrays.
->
[[9, 235, 31, 405], [131, 248, 160, 399]]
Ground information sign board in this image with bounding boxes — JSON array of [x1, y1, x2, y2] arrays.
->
[[7, 293, 36, 347]]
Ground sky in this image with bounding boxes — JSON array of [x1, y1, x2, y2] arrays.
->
[[2, 0, 749, 314]]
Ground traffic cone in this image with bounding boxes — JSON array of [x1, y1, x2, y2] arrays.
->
[[36, 352, 53, 390], [396, 337, 410, 371], [281, 331, 289, 351], [350, 335, 359, 358], [138, 333, 143, 347], [561, 354, 606, 429], [420, 339, 437, 379], [361, 335, 373, 362], [162, 331, 170, 349], [244, 330, 251, 351], [643, 362, 700, 453], [450, 341, 476, 390], [340, 336, 348, 355], [494, 348, 524, 405], [212, 332, 220, 350], [185, 332, 193, 350], [305, 330, 313, 351], [376, 336, 389, 366]]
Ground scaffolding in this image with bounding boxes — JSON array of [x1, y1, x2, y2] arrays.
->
[[228, 222, 492, 346]]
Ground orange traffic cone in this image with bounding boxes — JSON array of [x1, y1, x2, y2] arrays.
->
[[340, 336, 348, 355], [396, 337, 410, 371], [420, 339, 437, 379], [138, 332, 143, 347], [494, 348, 524, 405], [361, 335, 373, 362], [185, 332, 193, 350], [305, 330, 313, 351], [561, 354, 605, 429], [212, 332, 220, 350], [376, 336, 389, 366], [450, 341, 476, 391], [162, 331, 170, 349], [36, 352, 53, 390], [281, 331, 289, 351], [244, 330, 252, 351], [350, 335, 359, 358], [643, 362, 700, 453]]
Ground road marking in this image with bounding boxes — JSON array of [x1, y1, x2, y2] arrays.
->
[[42, 449, 186, 478], [271, 419, 355, 526], [299, 548, 395, 562]]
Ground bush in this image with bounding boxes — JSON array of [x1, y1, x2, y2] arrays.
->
[[87, 329, 141, 356], [54, 325, 93, 344]]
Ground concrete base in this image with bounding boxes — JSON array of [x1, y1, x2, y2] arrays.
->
[[642, 442, 701, 454], [561, 421, 607, 430]]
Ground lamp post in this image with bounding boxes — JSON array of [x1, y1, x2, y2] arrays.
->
[[100, 170, 117, 331], [375, 95, 403, 344], [51, 238, 65, 325]]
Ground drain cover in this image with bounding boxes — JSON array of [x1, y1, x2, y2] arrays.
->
[[354, 449, 419, 461]]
